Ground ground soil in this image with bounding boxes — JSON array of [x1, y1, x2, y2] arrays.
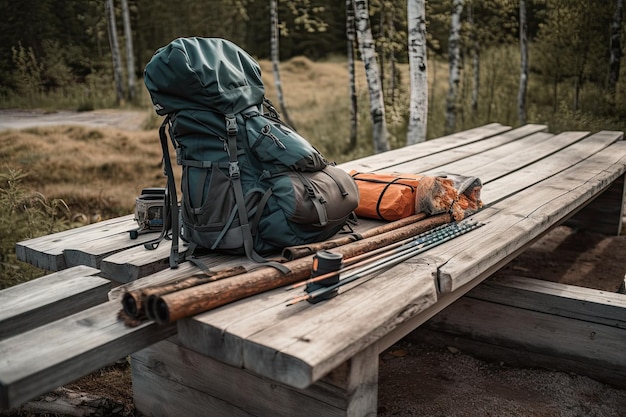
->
[[2, 110, 625, 416]]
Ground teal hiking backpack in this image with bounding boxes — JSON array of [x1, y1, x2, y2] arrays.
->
[[143, 37, 359, 269]]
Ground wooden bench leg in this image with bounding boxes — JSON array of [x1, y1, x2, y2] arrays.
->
[[566, 173, 625, 235], [131, 339, 379, 417]]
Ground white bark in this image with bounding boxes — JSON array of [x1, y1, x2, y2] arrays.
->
[[445, 0, 464, 135], [270, 0, 296, 128], [353, 0, 390, 153], [346, 0, 358, 149], [121, 0, 136, 102], [105, 0, 124, 104], [518, 0, 528, 125], [407, 0, 428, 145], [609, 0, 624, 96]]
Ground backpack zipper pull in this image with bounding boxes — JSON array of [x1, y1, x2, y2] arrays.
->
[[261, 124, 287, 150]]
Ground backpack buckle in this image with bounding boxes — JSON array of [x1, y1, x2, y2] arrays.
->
[[229, 161, 240, 178], [225, 115, 238, 136]]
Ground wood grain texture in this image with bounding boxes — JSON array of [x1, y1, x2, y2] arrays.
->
[[0, 266, 108, 340], [436, 139, 626, 293], [0, 301, 176, 409], [15, 215, 135, 271], [132, 339, 377, 417], [425, 291, 626, 374], [179, 260, 437, 388], [338, 123, 512, 173]]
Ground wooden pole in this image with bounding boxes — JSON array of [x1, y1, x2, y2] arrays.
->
[[149, 213, 451, 324], [282, 212, 428, 260]]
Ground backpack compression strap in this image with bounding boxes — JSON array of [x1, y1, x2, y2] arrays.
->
[[143, 116, 182, 269], [225, 114, 290, 274]]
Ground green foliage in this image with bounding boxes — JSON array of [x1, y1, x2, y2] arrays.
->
[[0, 168, 71, 289]]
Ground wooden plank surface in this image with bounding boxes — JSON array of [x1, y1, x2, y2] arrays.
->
[[435, 140, 626, 293], [423, 130, 589, 181], [178, 260, 437, 389], [480, 130, 623, 205], [0, 300, 176, 409], [15, 215, 135, 271], [0, 266, 108, 340], [385, 124, 549, 175], [338, 123, 513, 172]]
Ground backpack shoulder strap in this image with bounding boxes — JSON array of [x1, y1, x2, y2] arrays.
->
[[143, 115, 183, 268]]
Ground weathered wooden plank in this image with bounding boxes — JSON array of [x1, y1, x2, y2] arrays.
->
[[338, 123, 513, 172], [469, 275, 626, 328], [179, 260, 436, 389], [62, 230, 161, 272], [424, 294, 626, 381], [387, 124, 549, 175], [435, 140, 626, 293], [15, 215, 135, 271], [132, 339, 375, 417], [99, 241, 186, 283], [481, 130, 623, 205], [0, 301, 176, 410], [0, 266, 109, 340], [424, 130, 589, 182]]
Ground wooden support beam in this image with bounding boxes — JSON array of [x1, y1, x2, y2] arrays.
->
[[566, 172, 625, 235], [419, 276, 626, 388], [132, 339, 378, 417]]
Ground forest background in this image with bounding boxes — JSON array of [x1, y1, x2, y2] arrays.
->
[[1, 0, 626, 286]]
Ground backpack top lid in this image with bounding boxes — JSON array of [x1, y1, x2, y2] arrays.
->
[[144, 37, 265, 116]]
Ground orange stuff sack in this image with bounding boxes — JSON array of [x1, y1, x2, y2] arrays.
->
[[350, 171, 425, 221]]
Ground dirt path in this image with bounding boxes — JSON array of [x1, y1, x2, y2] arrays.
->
[[0, 109, 148, 132]]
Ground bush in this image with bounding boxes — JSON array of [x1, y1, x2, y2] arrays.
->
[[0, 168, 71, 289]]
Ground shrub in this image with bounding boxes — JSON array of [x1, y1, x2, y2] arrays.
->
[[0, 168, 71, 289]]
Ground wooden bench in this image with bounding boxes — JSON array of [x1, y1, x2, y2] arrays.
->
[[2, 123, 625, 416]]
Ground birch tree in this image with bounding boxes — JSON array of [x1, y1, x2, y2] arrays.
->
[[105, 0, 124, 104], [120, 0, 136, 103], [518, 0, 528, 125], [354, 0, 390, 153], [406, 0, 428, 144], [445, 0, 463, 134], [270, 0, 296, 128], [468, 1, 479, 116], [609, 0, 624, 98], [346, 0, 358, 149]]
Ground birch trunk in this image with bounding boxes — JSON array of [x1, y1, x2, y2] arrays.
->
[[105, 0, 124, 104], [121, 0, 136, 102], [346, 0, 358, 149], [469, 2, 480, 117], [407, 0, 428, 145], [609, 0, 624, 97], [270, 0, 296, 128], [353, 0, 390, 154], [445, 0, 464, 135], [518, 0, 528, 125]]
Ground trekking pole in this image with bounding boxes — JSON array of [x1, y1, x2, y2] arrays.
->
[[288, 221, 461, 290], [286, 221, 483, 306]]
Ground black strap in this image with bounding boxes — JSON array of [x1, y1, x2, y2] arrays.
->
[[143, 116, 182, 269], [224, 114, 290, 274]]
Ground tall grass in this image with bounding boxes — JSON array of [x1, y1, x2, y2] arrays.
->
[[0, 169, 71, 288]]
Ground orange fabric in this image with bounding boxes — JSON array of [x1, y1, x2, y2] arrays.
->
[[350, 171, 425, 221]]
